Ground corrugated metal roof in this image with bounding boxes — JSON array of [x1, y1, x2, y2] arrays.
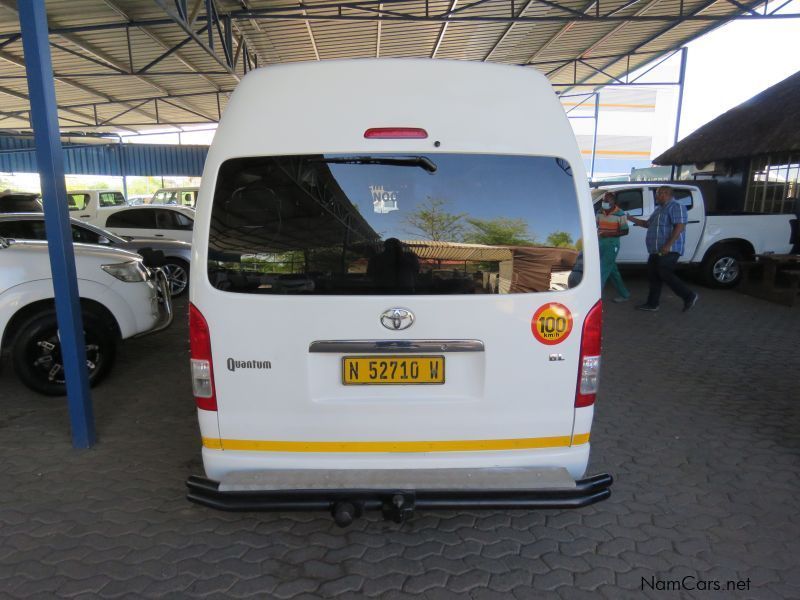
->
[[0, 133, 207, 176], [0, 0, 772, 133]]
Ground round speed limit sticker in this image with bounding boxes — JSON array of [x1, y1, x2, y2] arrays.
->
[[531, 303, 574, 345]]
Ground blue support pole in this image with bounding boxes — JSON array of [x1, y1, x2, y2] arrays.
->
[[19, 0, 95, 449]]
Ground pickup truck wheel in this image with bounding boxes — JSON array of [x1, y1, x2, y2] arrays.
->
[[161, 260, 189, 297], [702, 246, 743, 288], [11, 311, 117, 396]]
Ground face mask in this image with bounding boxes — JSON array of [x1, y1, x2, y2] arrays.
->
[[601, 201, 611, 210]]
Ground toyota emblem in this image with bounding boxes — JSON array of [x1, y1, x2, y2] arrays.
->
[[380, 308, 415, 331]]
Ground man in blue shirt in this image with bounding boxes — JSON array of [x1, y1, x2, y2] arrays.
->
[[627, 186, 698, 312]]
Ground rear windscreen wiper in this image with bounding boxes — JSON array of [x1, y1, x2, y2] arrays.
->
[[315, 156, 437, 173]]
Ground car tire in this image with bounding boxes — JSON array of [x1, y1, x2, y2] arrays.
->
[[11, 310, 117, 396], [701, 245, 743, 288], [161, 259, 190, 297]]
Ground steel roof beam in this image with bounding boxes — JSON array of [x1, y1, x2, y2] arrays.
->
[[431, 0, 458, 58], [136, 25, 209, 74], [0, 4, 795, 37], [483, 0, 535, 61], [0, 0, 164, 126], [101, 0, 224, 92], [218, 12, 799, 22], [558, 0, 762, 94], [0, 71, 233, 79], [0, 33, 21, 50], [0, 89, 235, 119], [0, 48, 162, 124], [0, 84, 96, 125], [153, 0, 240, 81]]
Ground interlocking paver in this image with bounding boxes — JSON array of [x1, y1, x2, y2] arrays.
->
[[0, 280, 798, 598]]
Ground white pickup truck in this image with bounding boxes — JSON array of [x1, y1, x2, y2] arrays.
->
[[67, 189, 128, 222], [594, 183, 796, 287], [0, 238, 172, 395]]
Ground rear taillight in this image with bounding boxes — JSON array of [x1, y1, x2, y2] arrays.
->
[[364, 127, 428, 139], [575, 300, 602, 408], [189, 303, 217, 411]]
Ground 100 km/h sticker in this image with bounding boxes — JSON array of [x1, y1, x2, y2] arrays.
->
[[532, 303, 574, 345]]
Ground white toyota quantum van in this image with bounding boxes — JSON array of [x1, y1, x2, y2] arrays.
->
[[186, 59, 611, 526]]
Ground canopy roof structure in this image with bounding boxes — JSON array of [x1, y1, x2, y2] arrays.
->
[[0, 0, 794, 134], [654, 69, 800, 165]]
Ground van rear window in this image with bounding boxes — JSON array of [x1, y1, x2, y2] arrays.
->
[[208, 154, 583, 295]]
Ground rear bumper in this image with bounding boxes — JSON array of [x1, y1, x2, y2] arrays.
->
[[186, 469, 613, 525]]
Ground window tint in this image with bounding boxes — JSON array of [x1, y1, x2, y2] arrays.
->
[[71, 224, 102, 243], [173, 212, 194, 230], [181, 191, 197, 207], [153, 191, 180, 205], [0, 220, 47, 240], [592, 189, 643, 216], [208, 154, 583, 295], [615, 190, 644, 216], [68, 194, 89, 211], [0, 221, 29, 239], [106, 209, 156, 228], [672, 189, 694, 209], [99, 192, 126, 207]]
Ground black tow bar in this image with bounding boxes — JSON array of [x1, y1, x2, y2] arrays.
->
[[186, 473, 613, 527]]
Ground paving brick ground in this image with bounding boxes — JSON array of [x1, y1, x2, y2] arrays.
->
[[1, 275, 799, 599]]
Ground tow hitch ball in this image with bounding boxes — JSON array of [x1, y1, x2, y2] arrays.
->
[[331, 494, 415, 527]]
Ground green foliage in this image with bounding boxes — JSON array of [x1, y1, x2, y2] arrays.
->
[[404, 197, 465, 242], [463, 217, 535, 246], [545, 231, 575, 248]]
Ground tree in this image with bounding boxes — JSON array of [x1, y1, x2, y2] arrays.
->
[[463, 217, 535, 246], [545, 231, 574, 248], [404, 197, 465, 241]]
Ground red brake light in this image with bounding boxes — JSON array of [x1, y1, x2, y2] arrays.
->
[[189, 303, 217, 411], [575, 300, 602, 408], [364, 127, 428, 139]]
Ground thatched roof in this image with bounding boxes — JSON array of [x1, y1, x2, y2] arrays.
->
[[654, 70, 800, 166]]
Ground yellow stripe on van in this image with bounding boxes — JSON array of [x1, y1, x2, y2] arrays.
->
[[202, 434, 590, 453]]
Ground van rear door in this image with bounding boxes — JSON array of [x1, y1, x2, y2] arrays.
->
[[202, 153, 592, 450]]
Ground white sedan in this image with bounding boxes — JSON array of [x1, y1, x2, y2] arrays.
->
[[97, 205, 195, 244]]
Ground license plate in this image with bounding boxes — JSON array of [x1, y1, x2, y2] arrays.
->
[[342, 356, 445, 385]]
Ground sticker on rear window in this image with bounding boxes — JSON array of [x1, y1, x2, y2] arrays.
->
[[532, 303, 573, 345]]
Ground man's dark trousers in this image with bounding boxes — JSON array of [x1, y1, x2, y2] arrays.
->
[[646, 252, 693, 306]]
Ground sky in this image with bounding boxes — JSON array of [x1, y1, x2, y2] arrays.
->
[[677, 0, 800, 139]]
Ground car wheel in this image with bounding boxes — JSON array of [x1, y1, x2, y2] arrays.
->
[[161, 260, 190, 297], [11, 311, 117, 396], [701, 246, 743, 288]]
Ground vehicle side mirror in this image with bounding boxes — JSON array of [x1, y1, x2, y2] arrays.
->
[[98, 236, 111, 244]]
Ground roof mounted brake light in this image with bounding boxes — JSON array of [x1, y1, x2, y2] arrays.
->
[[364, 127, 428, 139]]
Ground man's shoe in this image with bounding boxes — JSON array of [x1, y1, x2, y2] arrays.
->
[[636, 303, 659, 312], [612, 296, 629, 303], [683, 293, 699, 312]]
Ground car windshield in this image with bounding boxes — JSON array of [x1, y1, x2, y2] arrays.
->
[[207, 153, 583, 295]]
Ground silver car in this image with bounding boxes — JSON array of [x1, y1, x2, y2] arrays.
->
[[0, 213, 192, 296]]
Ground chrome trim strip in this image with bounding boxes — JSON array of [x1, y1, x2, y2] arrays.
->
[[309, 340, 485, 353]]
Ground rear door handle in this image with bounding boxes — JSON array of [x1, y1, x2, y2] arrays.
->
[[154, 234, 164, 237]]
